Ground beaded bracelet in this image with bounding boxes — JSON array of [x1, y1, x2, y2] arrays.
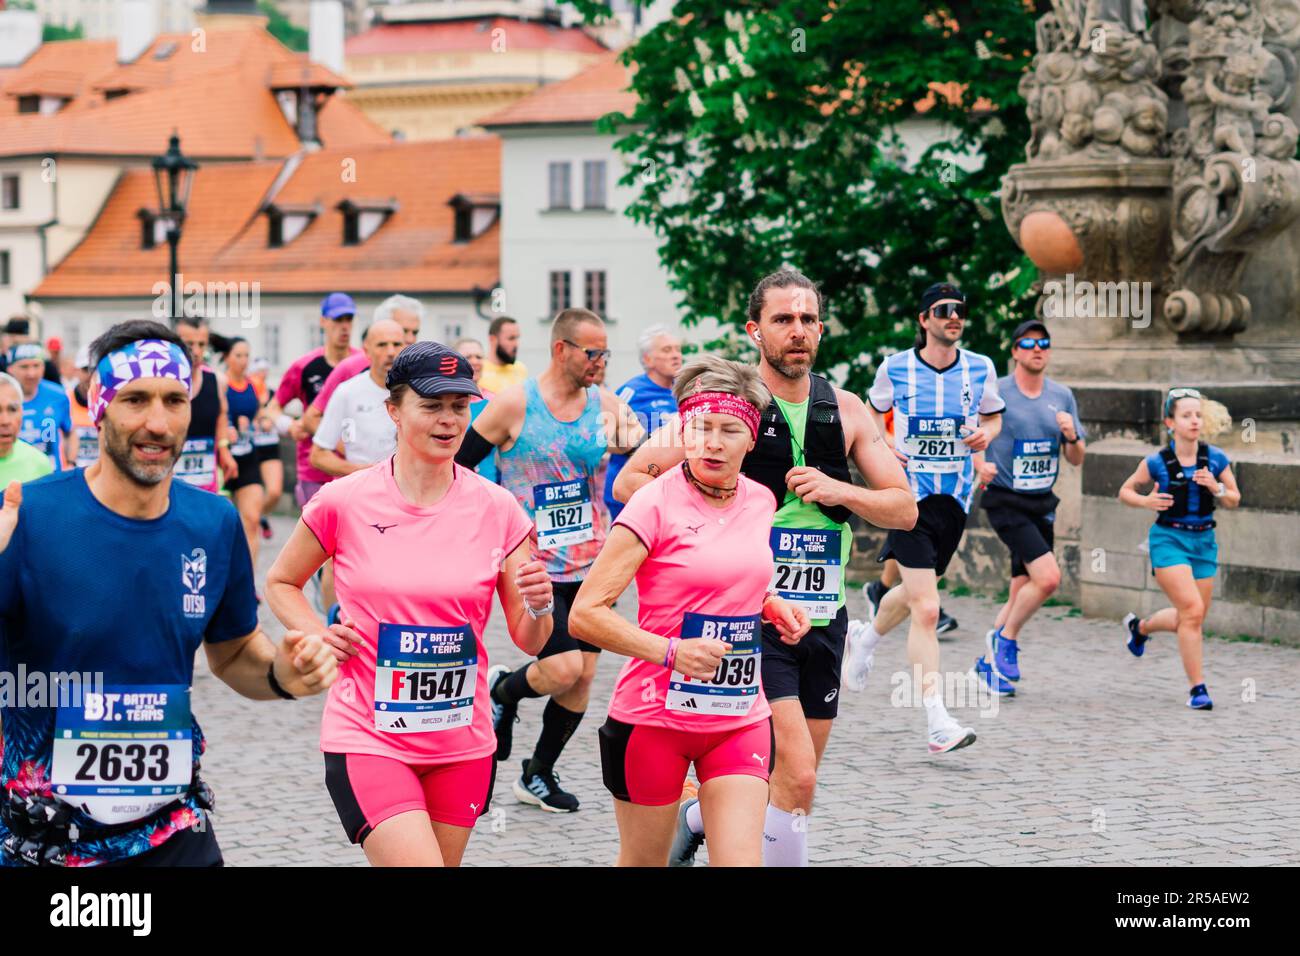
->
[[663, 637, 680, 671]]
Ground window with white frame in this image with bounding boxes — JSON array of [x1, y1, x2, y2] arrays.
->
[[549, 271, 572, 315], [584, 270, 607, 316], [547, 162, 572, 210], [582, 161, 607, 209], [1, 175, 18, 211]]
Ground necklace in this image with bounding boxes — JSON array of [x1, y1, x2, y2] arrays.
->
[[683, 460, 737, 500]]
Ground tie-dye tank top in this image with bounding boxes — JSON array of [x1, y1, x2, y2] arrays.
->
[[497, 378, 608, 582]]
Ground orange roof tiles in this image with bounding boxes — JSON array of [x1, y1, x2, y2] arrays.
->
[[346, 17, 606, 56], [34, 137, 500, 298], [479, 52, 634, 127]]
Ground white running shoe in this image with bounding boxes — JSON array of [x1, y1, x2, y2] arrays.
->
[[843, 619, 874, 692], [927, 716, 977, 754]]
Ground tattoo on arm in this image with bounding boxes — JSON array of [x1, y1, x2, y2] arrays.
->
[[647, 463, 661, 477]]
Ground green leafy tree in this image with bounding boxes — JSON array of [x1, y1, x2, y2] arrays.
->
[[570, 0, 1043, 391], [260, 0, 309, 53]]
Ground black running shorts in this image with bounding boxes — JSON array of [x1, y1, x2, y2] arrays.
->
[[879, 494, 968, 577], [760, 607, 848, 720], [980, 486, 1057, 578], [537, 581, 602, 658]]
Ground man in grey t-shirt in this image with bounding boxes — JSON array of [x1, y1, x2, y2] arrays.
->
[[974, 319, 1086, 695]]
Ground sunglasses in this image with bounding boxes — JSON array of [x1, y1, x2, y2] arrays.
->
[[1015, 337, 1051, 350], [563, 340, 612, 363], [1163, 386, 1203, 416], [928, 302, 968, 319]]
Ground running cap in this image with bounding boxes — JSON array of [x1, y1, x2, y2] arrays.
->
[[1011, 319, 1049, 340], [5, 342, 45, 366], [3, 318, 30, 336], [89, 339, 193, 425], [321, 292, 357, 320], [387, 341, 481, 398], [920, 282, 966, 313], [1163, 386, 1203, 417], [679, 390, 762, 440], [46, 336, 63, 353]]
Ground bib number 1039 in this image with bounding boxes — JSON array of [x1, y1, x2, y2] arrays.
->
[[665, 613, 762, 717]]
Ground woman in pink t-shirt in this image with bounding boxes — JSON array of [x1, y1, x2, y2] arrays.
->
[[266, 343, 555, 867], [571, 356, 809, 866]]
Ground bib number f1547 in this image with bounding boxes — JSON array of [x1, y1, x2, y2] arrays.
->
[[1012, 438, 1059, 491], [51, 684, 194, 825], [665, 613, 762, 717], [373, 623, 477, 734], [770, 528, 842, 619], [901, 416, 970, 474], [174, 437, 216, 487], [533, 479, 594, 549]]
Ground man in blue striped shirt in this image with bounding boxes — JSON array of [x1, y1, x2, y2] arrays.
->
[[847, 282, 1004, 754]]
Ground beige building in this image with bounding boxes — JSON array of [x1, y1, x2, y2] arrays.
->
[[343, 1, 608, 140]]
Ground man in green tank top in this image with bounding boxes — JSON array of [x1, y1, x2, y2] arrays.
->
[[615, 269, 916, 866]]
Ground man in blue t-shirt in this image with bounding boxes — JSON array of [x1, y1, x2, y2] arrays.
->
[[973, 319, 1086, 696], [8, 343, 72, 472], [603, 325, 681, 519], [0, 320, 337, 868]]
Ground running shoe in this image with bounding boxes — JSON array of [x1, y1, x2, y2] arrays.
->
[[936, 608, 958, 635], [1123, 612, 1147, 657], [487, 665, 517, 762], [514, 760, 580, 813], [863, 580, 886, 623], [928, 716, 976, 754], [986, 627, 1020, 682], [669, 797, 705, 867], [843, 619, 875, 692], [259, 516, 273, 540], [974, 655, 1015, 697], [1187, 684, 1214, 710]]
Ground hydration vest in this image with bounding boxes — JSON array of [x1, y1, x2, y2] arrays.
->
[[1156, 442, 1215, 527], [742, 373, 852, 525]]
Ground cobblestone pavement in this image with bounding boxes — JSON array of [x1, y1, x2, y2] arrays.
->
[[194, 515, 1300, 866]]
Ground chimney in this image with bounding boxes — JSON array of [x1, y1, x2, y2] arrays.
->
[[309, 1, 345, 77], [0, 7, 42, 68], [118, 0, 157, 64]]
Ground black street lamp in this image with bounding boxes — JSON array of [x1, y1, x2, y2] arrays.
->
[[151, 133, 197, 325]]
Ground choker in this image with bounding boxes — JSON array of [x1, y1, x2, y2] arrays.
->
[[683, 460, 737, 500]]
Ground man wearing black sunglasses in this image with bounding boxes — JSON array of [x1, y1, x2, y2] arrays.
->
[[973, 319, 1086, 697]]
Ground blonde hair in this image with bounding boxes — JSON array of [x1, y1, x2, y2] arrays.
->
[[1200, 398, 1231, 440], [672, 354, 770, 410]]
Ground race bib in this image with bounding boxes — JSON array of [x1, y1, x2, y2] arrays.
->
[[373, 623, 477, 734], [174, 437, 216, 487], [770, 527, 842, 619], [51, 684, 193, 825], [74, 425, 100, 468], [252, 427, 279, 448], [231, 429, 254, 458], [901, 416, 970, 474], [533, 479, 594, 549], [665, 613, 762, 717], [1012, 438, 1059, 492]]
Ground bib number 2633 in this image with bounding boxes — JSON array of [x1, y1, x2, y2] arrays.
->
[[374, 623, 477, 734], [665, 613, 762, 717]]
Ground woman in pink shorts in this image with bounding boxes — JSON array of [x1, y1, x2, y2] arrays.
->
[[267, 342, 555, 866], [571, 356, 809, 866]]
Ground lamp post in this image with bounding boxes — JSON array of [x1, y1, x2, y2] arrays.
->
[[151, 133, 197, 326]]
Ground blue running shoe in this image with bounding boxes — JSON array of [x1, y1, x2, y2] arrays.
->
[[986, 628, 1020, 682], [1123, 612, 1147, 657], [1187, 684, 1213, 710], [487, 665, 518, 761], [974, 656, 1015, 697], [326, 603, 341, 627]]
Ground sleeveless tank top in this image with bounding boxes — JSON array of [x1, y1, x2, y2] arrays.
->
[[226, 378, 261, 459], [178, 366, 221, 492], [497, 378, 607, 581]]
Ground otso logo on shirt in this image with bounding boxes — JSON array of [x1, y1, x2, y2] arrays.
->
[[181, 547, 207, 618]]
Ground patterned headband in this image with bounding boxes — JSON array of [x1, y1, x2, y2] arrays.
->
[[678, 390, 762, 440], [4, 343, 45, 366], [88, 339, 193, 425]]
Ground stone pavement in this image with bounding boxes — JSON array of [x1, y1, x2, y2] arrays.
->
[[194, 515, 1300, 866]]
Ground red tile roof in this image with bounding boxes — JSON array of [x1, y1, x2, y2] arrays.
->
[[346, 17, 606, 56], [479, 52, 634, 127], [33, 137, 501, 298]]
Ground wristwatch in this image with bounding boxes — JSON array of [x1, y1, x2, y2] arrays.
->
[[1214, 482, 1226, 498], [526, 599, 555, 620], [1061, 432, 1080, 444]]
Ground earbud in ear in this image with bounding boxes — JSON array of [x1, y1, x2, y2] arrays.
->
[[753, 332, 762, 343]]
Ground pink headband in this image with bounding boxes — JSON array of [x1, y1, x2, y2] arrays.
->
[[679, 390, 762, 440]]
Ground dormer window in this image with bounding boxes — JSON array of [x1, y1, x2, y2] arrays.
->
[[338, 199, 396, 246], [266, 203, 319, 248], [16, 94, 67, 115], [448, 193, 500, 243]]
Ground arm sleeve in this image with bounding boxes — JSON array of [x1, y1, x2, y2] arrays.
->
[[612, 477, 663, 552], [978, 358, 1006, 414], [313, 389, 346, 451], [867, 360, 894, 413], [454, 424, 496, 468], [205, 508, 260, 643], [301, 479, 341, 555]]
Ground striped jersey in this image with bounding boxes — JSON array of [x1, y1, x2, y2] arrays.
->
[[868, 347, 1005, 512]]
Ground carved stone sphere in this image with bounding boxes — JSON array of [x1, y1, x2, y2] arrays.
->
[[1093, 106, 1125, 143], [1020, 210, 1085, 274]]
